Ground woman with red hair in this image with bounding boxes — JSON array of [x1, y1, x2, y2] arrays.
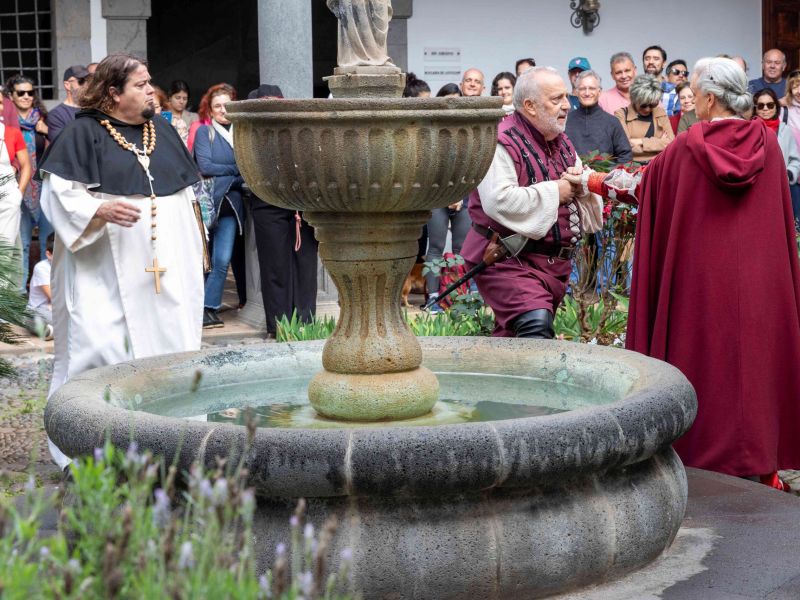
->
[[187, 83, 236, 152], [191, 83, 245, 328]]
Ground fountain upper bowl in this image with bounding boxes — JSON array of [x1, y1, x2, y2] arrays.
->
[[226, 97, 505, 213]]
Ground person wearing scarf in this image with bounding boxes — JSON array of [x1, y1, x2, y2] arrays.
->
[[192, 83, 246, 328], [753, 88, 800, 222], [6, 75, 53, 289]]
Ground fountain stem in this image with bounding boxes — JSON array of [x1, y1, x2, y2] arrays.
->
[[305, 210, 439, 421]]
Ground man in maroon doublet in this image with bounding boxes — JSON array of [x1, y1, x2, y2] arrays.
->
[[460, 66, 604, 337]]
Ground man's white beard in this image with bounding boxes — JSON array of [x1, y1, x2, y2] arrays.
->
[[538, 111, 566, 138]]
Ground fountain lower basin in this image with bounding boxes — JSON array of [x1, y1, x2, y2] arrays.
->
[[45, 337, 696, 599]]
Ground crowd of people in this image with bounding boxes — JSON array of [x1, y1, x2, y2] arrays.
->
[[1, 46, 799, 491], [0, 61, 317, 338]]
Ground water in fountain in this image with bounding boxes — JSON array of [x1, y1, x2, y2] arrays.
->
[[138, 370, 619, 428]]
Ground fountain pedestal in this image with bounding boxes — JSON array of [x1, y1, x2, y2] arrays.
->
[[227, 97, 503, 420], [307, 211, 438, 420]]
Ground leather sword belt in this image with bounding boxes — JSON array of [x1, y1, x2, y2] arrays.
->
[[472, 223, 577, 260]]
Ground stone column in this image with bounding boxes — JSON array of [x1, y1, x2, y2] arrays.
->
[[388, 0, 413, 72], [53, 0, 93, 101], [257, 0, 312, 99], [238, 0, 322, 328], [101, 0, 150, 59]]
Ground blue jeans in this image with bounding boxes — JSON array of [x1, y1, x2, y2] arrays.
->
[[791, 183, 800, 229], [20, 203, 54, 293], [204, 215, 237, 309]]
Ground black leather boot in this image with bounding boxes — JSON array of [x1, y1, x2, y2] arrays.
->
[[512, 309, 554, 339]]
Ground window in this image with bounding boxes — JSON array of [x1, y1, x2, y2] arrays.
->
[[0, 0, 54, 99]]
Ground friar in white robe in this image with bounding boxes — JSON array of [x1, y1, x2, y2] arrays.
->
[[36, 54, 205, 469]]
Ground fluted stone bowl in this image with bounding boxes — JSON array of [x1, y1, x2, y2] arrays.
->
[[45, 337, 696, 599], [227, 97, 503, 213]]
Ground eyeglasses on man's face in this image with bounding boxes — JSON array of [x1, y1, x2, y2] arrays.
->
[[14, 89, 34, 97], [669, 68, 689, 77], [756, 102, 776, 110]]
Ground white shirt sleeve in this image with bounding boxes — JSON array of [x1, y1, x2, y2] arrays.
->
[[477, 145, 561, 240], [40, 173, 108, 252]]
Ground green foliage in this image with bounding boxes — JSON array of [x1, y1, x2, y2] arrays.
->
[[275, 289, 495, 342], [407, 296, 494, 337], [421, 254, 464, 278], [276, 311, 337, 343], [0, 234, 31, 378], [555, 292, 628, 345], [580, 150, 641, 174], [0, 442, 356, 599]]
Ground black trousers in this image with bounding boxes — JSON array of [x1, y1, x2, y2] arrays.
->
[[251, 201, 319, 334]]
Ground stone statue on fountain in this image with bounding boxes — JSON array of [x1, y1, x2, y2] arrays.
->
[[325, 0, 405, 97]]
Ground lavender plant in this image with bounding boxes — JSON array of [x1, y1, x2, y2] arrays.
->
[[0, 441, 356, 599]]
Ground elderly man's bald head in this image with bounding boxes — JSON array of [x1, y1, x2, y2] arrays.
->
[[461, 68, 485, 96], [762, 48, 786, 83]]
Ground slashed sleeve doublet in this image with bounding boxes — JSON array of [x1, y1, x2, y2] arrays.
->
[[478, 145, 560, 240]]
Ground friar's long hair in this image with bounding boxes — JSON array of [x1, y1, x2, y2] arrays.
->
[[79, 53, 147, 112]]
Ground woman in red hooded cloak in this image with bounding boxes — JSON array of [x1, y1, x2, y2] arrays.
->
[[626, 57, 800, 490]]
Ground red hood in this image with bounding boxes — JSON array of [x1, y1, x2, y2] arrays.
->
[[686, 119, 767, 191]]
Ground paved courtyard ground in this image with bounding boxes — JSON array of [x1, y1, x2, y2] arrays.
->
[[2, 276, 798, 499]]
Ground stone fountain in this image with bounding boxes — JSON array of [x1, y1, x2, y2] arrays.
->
[[44, 2, 697, 598]]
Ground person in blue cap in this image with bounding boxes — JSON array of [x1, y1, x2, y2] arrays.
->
[[567, 57, 591, 110]]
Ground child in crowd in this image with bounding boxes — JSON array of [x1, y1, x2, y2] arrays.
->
[[27, 233, 53, 340]]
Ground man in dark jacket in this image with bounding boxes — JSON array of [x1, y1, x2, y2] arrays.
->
[[565, 70, 632, 164]]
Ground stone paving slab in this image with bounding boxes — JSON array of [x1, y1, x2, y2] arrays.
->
[[556, 469, 800, 599]]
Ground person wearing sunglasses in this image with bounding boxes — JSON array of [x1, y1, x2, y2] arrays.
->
[[46, 65, 90, 143], [754, 87, 800, 225], [661, 59, 689, 117], [753, 87, 800, 188], [614, 74, 674, 163], [5, 74, 52, 292]]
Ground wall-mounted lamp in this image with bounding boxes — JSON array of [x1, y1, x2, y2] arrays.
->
[[570, 0, 600, 34]]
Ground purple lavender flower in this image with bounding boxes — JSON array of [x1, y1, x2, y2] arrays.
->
[[94, 447, 104, 463], [199, 478, 213, 500], [152, 488, 171, 528], [211, 478, 228, 506], [303, 523, 314, 541], [299, 570, 314, 595], [178, 541, 195, 569], [126, 441, 141, 465], [275, 542, 287, 557], [341, 547, 353, 562], [289, 515, 299, 528], [259, 574, 271, 597]]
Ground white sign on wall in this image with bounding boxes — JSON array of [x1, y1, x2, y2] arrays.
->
[[423, 47, 462, 81]]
